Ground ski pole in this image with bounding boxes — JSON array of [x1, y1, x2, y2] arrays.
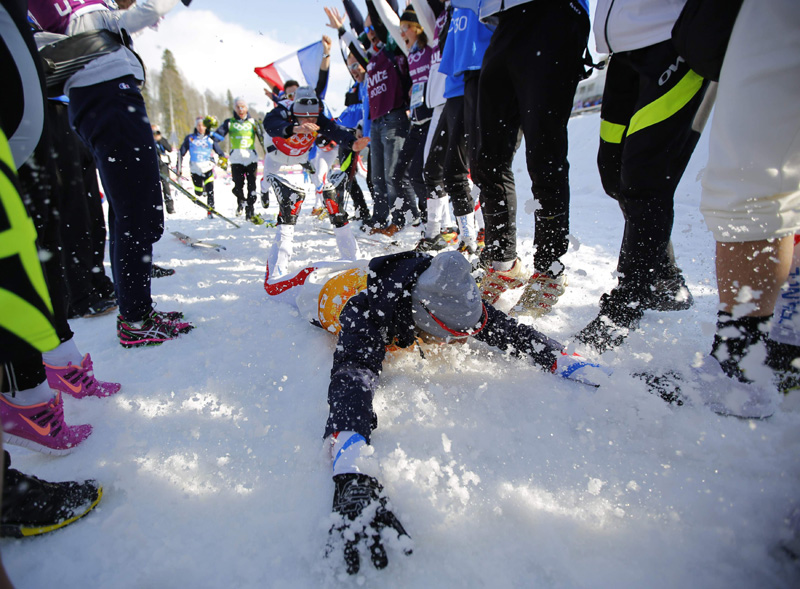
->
[[160, 172, 241, 228]]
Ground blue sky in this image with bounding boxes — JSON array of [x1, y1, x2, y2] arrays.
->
[[181, 0, 343, 47], [135, 1, 367, 115], [135, 1, 599, 116]]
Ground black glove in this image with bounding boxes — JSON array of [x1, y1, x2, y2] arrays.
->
[[181, 0, 192, 6], [327, 473, 412, 575]]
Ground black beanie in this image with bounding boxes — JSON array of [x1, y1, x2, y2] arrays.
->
[[400, 7, 419, 24]]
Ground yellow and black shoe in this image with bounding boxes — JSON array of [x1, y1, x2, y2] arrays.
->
[[1, 455, 102, 538], [440, 227, 459, 245]]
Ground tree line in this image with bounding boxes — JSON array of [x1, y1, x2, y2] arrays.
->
[[143, 49, 266, 156]]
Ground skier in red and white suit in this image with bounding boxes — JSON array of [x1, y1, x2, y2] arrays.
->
[[261, 86, 370, 278]]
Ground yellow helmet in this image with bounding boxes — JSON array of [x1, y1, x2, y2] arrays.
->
[[317, 268, 368, 335]]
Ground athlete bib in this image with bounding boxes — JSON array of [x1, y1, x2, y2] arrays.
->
[[272, 131, 318, 157]]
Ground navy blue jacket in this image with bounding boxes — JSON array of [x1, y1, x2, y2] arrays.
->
[[323, 252, 565, 442], [262, 102, 357, 150]]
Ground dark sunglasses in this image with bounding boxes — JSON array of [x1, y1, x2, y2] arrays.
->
[[364, 25, 374, 34]]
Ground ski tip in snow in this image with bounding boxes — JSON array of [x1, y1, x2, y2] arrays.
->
[[171, 231, 226, 252]]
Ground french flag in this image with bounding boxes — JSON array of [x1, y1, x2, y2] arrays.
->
[[254, 41, 327, 99]]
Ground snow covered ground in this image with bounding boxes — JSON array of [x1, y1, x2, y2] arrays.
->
[[3, 112, 799, 588]]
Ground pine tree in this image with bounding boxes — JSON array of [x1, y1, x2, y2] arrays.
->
[[141, 78, 159, 127], [158, 49, 191, 143]]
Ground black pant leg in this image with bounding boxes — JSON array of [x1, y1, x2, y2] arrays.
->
[[191, 173, 205, 197], [442, 96, 473, 216], [158, 160, 172, 210], [349, 179, 370, 219], [475, 25, 522, 263], [245, 163, 258, 216], [82, 156, 114, 299], [1, 356, 47, 394], [47, 101, 96, 316], [596, 56, 639, 201], [613, 42, 709, 290], [231, 164, 245, 207], [515, 5, 588, 274], [68, 76, 163, 322], [391, 122, 426, 225], [17, 105, 73, 343], [463, 70, 481, 178], [204, 170, 215, 209], [477, 3, 588, 270], [407, 123, 429, 221]]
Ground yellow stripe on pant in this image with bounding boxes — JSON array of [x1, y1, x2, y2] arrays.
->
[[628, 70, 705, 136], [0, 127, 59, 353], [599, 119, 627, 144]]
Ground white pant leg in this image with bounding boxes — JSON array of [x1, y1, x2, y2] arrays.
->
[[312, 148, 339, 207], [700, 0, 800, 242], [266, 224, 296, 280], [263, 150, 307, 189], [333, 224, 361, 261]]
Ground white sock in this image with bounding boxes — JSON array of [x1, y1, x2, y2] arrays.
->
[[334, 225, 361, 261], [42, 338, 82, 367], [270, 224, 295, 279], [493, 260, 515, 272], [330, 431, 367, 476], [441, 195, 454, 228], [474, 202, 485, 230], [2, 380, 55, 406], [456, 213, 477, 248], [771, 242, 800, 346], [425, 197, 447, 238]]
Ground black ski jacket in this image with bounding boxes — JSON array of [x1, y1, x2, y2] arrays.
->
[[323, 252, 565, 442]]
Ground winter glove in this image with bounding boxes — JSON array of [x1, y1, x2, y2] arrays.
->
[[181, 0, 192, 6], [551, 352, 613, 387], [300, 160, 316, 176], [218, 157, 228, 171], [327, 473, 412, 575]]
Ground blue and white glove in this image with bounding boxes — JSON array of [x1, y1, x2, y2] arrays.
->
[[552, 352, 613, 387]]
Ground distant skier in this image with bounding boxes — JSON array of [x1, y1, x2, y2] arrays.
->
[[215, 98, 264, 220], [177, 117, 226, 217], [152, 125, 175, 214]]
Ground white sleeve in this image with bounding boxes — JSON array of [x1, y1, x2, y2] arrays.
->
[[341, 29, 369, 67], [372, 0, 408, 56], [411, 0, 437, 47], [116, 0, 181, 34]]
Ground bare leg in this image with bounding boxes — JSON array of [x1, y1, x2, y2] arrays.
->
[[716, 237, 793, 317]]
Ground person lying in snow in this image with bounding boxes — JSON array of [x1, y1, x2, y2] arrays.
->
[[264, 248, 610, 574]]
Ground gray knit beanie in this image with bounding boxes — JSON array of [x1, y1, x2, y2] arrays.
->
[[411, 252, 486, 340], [292, 86, 321, 117]]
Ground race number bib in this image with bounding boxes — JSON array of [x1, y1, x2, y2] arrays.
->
[[410, 82, 425, 110]]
